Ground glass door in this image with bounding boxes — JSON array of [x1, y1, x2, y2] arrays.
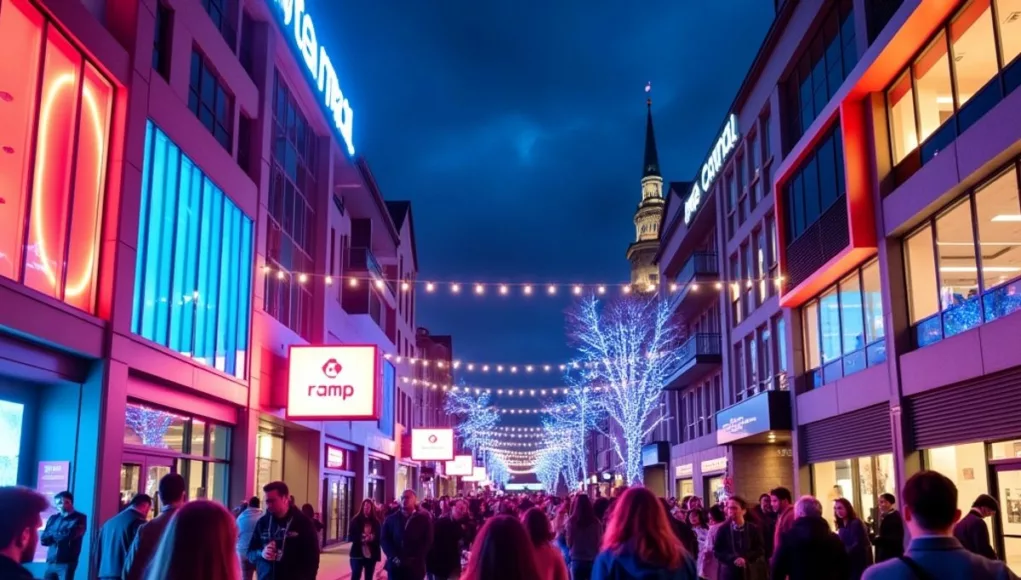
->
[[122, 454, 176, 520], [994, 464, 1021, 574]]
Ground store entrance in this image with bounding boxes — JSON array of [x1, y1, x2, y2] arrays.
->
[[324, 476, 352, 545], [121, 454, 176, 518], [994, 461, 1021, 572]]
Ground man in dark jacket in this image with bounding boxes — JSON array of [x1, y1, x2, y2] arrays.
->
[[246, 481, 320, 580], [40, 490, 87, 579], [873, 493, 906, 563], [124, 473, 186, 580], [0, 486, 50, 580], [92, 494, 151, 580], [771, 496, 849, 580], [382, 489, 434, 580], [659, 498, 698, 557], [954, 494, 999, 560], [427, 500, 472, 579]]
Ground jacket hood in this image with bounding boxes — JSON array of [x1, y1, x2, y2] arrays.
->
[[605, 550, 691, 579]]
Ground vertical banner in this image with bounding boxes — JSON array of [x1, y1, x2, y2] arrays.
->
[[34, 461, 70, 562]]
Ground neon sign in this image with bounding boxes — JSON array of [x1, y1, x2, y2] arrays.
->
[[271, 0, 355, 155], [684, 114, 740, 226]]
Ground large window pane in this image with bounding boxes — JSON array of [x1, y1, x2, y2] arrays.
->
[[839, 271, 865, 353], [819, 287, 842, 363], [997, 0, 1021, 68], [974, 167, 1021, 290], [935, 199, 979, 309], [926, 443, 990, 539], [862, 260, 885, 341], [888, 73, 918, 164], [951, 0, 1000, 108], [914, 33, 954, 144], [906, 225, 940, 322], [804, 301, 821, 370]]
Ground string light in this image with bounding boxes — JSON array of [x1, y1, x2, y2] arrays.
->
[[384, 353, 588, 373], [398, 377, 610, 397]]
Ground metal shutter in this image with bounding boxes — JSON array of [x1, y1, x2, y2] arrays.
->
[[785, 195, 850, 291], [801, 404, 892, 464], [906, 367, 1021, 450]]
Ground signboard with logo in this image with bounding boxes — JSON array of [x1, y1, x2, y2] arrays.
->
[[641, 441, 670, 467], [410, 428, 455, 461], [675, 463, 693, 478], [684, 114, 740, 226], [701, 457, 728, 474], [324, 444, 346, 470], [287, 345, 380, 420], [34, 461, 70, 562], [269, 0, 355, 155], [715, 390, 792, 445], [464, 466, 487, 482], [445, 454, 474, 476]]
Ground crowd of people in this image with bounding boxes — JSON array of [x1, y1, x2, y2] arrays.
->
[[0, 469, 1018, 579]]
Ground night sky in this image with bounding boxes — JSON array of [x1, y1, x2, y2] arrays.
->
[[323, 1, 774, 414]]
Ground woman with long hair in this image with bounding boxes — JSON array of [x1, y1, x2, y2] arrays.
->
[[144, 500, 239, 580], [712, 496, 766, 580], [553, 497, 573, 568], [349, 499, 381, 580], [567, 493, 602, 580], [462, 515, 541, 580], [834, 498, 873, 579], [522, 507, 569, 580], [592, 487, 696, 579], [700, 505, 726, 580], [300, 503, 325, 552]]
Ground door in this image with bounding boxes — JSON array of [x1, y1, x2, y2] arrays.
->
[[994, 463, 1021, 573], [121, 454, 176, 519]]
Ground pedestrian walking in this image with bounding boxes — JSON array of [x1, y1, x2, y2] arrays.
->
[[834, 497, 873, 579], [350, 499, 382, 580], [872, 493, 905, 563], [713, 496, 767, 580], [236, 497, 263, 580], [246, 481, 321, 580], [124, 473, 187, 580], [381, 489, 434, 580], [522, 507, 569, 580], [566, 493, 601, 580], [144, 500, 239, 580], [93, 494, 151, 580], [461, 515, 540, 580], [700, 504, 726, 580], [770, 496, 849, 580], [769, 487, 795, 557], [0, 486, 50, 580], [40, 490, 87, 580], [300, 503, 325, 551], [953, 494, 999, 560], [428, 499, 472, 580]]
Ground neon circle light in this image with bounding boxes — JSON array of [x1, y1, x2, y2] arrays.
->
[[30, 72, 107, 298]]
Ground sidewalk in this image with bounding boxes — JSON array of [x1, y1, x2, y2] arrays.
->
[[317, 543, 387, 580]]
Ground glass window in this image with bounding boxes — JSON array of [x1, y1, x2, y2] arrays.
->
[[913, 33, 953, 144], [188, 50, 233, 152], [730, 254, 742, 324], [950, 0, 999, 108], [733, 342, 745, 400], [776, 315, 788, 377], [935, 199, 979, 309], [782, 124, 843, 242], [804, 301, 821, 370], [888, 73, 918, 164], [974, 168, 1021, 290], [839, 271, 865, 353], [759, 325, 773, 390], [813, 454, 895, 532], [926, 443, 990, 533], [862, 260, 885, 342], [905, 225, 940, 323], [819, 288, 841, 364], [190, 420, 206, 455], [746, 335, 758, 393], [997, 0, 1021, 68], [124, 404, 186, 451]]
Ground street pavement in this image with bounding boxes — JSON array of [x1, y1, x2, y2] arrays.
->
[[317, 543, 387, 580]]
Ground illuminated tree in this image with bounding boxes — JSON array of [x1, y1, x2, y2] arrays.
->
[[485, 452, 511, 489], [545, 377, 605, 489], [567, 295, 683, 485], [534, 446, 566, 493], [443, 387, 499, 456], [125, 406, 177, 448]]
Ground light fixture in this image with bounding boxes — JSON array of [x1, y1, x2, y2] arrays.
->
[[992, 214, 1021, 222], [940, 266, 1021, 273]]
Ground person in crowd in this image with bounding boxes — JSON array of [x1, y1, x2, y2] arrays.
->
[[863, 471, 1019, 579], [350, 499, 382, 580], [125, 473, 187, 580], [770, 496, 848, 580], [713, 496, 766, 580], [428, 499, 473, 580], [769, 487, 795, 557], [954, 494, 999, 560], [700, 504, 726, 580], [686, 509, 710, 580], [566, 492, 602, 580], [834, 497, 874, 579], [300, 503, 325, 551], [0, 486, 50, 580], [751, 493, 776, 558], [246, 481, 320, 580], [592, 486, 697, 580], [553, 498, 573, 569], [93, 493, 151, 580], [382, 489, 434, 580], [462, 515, 540, 580], [236, 497, 263, 580], [661, 497, 699, 557], [144, 500, 239, 580], [40, 490, 88, 580], [872, 493, 905, 563], [593, 497, 610, 524], [522, 507, 569, 580]]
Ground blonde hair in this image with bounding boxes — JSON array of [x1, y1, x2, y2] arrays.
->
[[145, 500, 240, 580]]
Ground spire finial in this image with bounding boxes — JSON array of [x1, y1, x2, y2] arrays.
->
[[645, 81, 652, 107], [642, 82, 660, 178]]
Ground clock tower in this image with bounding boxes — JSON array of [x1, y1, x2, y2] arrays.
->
[[627, 92, 665, 289]]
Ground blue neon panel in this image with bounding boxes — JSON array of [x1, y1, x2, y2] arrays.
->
[[380, 361, 395, 438], [133, 120, 254, 378]]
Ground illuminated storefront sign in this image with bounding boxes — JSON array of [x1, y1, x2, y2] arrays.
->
[[445, 454, 474, 476], [287, 345, 379, 420], [684, 114, 740, 225], [410, 428, 455, 461], [464, 466, 487, 482], [270, 0, 355, 155], [675, 463, 693, 478], [701, 457, 728, 473], [324, 444, 346, 469]]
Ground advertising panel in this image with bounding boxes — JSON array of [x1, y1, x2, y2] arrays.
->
[[445, 454, 474, 476], [410, 428, 455, 461], [287, 345, 379, 420]]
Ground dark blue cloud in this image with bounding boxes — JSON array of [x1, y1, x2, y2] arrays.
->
[[321, 1, 774, 398]]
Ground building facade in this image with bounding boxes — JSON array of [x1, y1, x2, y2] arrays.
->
[[0, 0, 450, 573], [660, 0, 1021, 568]]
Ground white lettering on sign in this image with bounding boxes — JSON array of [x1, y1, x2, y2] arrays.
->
[[684, 114, 740, 226], [272, 0, 355, 155]]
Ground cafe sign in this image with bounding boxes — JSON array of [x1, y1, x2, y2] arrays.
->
[[684, 114, 740, 225]]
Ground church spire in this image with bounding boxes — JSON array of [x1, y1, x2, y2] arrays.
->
[[642, 82, 661, 178]]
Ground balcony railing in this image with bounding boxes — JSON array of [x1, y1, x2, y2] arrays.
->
[[675, 252, 718, 287], [349, 247, 394, 294], [677, 332, 722, 367]]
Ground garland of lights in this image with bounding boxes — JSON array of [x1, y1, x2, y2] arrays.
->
[[443, 387, 499, 455], [126, 406, 177, 448], [400, 376, 606, 396]]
